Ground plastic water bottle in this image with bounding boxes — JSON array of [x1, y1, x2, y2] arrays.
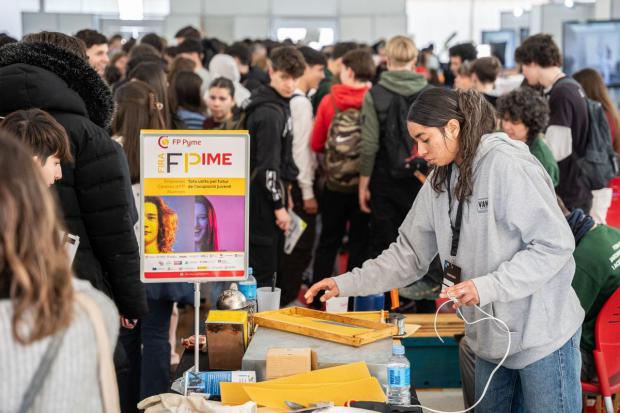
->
[[387, 344, 411, 405], [238, 267, 257, 312]]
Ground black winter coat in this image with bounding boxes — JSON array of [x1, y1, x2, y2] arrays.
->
[[0, 42, 148, 318]]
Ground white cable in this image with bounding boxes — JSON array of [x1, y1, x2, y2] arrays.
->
[[403, 298, 512, 413]]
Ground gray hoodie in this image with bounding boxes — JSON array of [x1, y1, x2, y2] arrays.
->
[[334, 133, 584, 369]]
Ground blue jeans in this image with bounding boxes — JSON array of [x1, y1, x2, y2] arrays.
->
[[474, 329, 582, 413]]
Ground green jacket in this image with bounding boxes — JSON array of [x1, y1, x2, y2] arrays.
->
[[360, 70, 427, 177], [311, 68, 333, 115], [572, 224, 620, 352], [529, 135, 560, 187]]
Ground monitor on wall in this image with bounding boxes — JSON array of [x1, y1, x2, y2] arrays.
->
[[563, 20, 620, 87], [481, 30, 516, 68]]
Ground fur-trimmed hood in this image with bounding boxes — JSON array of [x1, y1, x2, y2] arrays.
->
[[0, 42, 113, 128]]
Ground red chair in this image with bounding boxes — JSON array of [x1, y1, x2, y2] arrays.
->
[[606, 177, 620, 228], [581, 287, 620, 413]]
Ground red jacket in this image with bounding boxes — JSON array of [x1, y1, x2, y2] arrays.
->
[[310, 84, 369, 153]]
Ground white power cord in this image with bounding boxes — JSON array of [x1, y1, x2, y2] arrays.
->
[[404, 297, 512, 413]]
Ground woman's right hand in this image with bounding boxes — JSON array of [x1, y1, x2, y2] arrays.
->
[[304, 278, 341, 304]]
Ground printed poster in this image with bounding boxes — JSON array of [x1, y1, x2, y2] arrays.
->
[[140, 130, 249, 283]]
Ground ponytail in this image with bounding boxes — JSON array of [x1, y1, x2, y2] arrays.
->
[[407, 88, 496, 201]]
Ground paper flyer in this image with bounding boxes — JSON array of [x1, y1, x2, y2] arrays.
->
[[140, 130, 249, 283], [284, 209, 307, 255]]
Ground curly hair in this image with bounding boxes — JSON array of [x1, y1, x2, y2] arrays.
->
[[270, 46, 306, 79], [496, 87, 550, 143], [515, 34, 562, 68], [144, 196, 178, 253]]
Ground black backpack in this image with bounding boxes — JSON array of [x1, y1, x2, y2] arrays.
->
[[557, 77, 618, 190], [371, 84, 431, 179]]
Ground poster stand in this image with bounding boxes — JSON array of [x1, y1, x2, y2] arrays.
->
[[194, 282, 200, 372], [139, 130, 250, 377]]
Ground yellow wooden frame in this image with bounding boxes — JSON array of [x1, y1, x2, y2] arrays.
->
[[252, 307, 397, 347]]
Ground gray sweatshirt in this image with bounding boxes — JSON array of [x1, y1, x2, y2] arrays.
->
[[334, 132, 584, 369]]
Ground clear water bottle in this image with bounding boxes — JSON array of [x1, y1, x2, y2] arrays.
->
[[238, 267, 257, 312], [387, 344, 411, 405]]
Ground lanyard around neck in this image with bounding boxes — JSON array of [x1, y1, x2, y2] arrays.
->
[[447, 164, 464, 258]]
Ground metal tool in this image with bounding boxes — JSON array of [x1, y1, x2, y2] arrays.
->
[[284, 401, 334, 413]]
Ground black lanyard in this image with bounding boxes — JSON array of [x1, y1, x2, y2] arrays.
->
[[447, 164, 464, 258]]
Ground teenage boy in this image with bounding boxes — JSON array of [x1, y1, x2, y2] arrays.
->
[[176, 38, 211, 93], [360, 36, 443, 311], [560, 203, 620, 383], [310, 48, 375, 305], [244, 46, 306, 287], [75, 29, 109, 77], [174, 25, 201, 45], [0, 108, 72, 187], [448, 42, 477, 77], [278, 46, 326, 305], [312, 42, 358, 113], [227, 41, 269, 92], [470, 56, 502, 107], [516, 34, 592, 212], [359, 35, 428, 258]]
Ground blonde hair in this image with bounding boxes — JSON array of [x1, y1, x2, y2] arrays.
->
[[385, 35, 418, 67]]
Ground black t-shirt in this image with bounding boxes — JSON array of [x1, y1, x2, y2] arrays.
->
[[546, 76, 592, 209], [483, 93, 498, 108]]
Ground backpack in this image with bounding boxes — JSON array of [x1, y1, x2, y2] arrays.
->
[[371, 84, 431, 179], [324, 99, 363, 191], [556, 77, 618, 190]]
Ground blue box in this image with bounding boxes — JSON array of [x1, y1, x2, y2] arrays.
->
[[402, 336, 462, 389]]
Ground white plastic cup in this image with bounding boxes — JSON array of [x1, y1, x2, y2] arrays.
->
[[325, 296, 349, 313], [257, 287, 281, 312]]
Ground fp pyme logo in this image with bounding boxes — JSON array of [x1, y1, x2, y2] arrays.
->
[[158, 136, 170, 149]]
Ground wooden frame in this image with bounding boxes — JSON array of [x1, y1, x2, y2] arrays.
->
[[252, 307, 397, 347]]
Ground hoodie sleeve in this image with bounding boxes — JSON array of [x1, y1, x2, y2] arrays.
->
[[472, 153, 575, 307], [248, 106, 286, 210], [333, 182, 438, 297], [290, 95, 317, 200], [360, 92, 380, 177], [311, 94, 333, 153]]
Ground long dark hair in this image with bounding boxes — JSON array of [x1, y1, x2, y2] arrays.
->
[[112, 80, 165, 183], [195, 196, 219, 251], [573, 68, 620, 147], [408, 88, 496, 201], [127, 61, 173, 128], [171, 71, 206, 114], [0, 135, 73, 344]]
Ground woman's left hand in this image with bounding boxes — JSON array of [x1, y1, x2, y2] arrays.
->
[[440, 280, 480, 309]]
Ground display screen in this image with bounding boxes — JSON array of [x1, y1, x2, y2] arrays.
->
[[563, 20, 620, 87], [481, 30, 516, 68]]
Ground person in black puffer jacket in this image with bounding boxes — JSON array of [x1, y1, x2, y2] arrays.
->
[[0, 33, 148, 321]]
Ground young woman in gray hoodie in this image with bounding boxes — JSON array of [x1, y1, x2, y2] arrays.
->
[[306, 88, 584, 412]]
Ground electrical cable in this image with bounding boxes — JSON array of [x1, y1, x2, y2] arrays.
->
[[404, 297, 512, 413]]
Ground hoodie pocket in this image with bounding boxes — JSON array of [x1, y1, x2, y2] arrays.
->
[[518, 293, 552, 351]]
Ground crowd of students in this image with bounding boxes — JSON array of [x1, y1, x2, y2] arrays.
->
[[0, 25, 619, 412]]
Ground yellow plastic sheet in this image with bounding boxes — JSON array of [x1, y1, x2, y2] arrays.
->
[[220, 362, 385, 406]]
